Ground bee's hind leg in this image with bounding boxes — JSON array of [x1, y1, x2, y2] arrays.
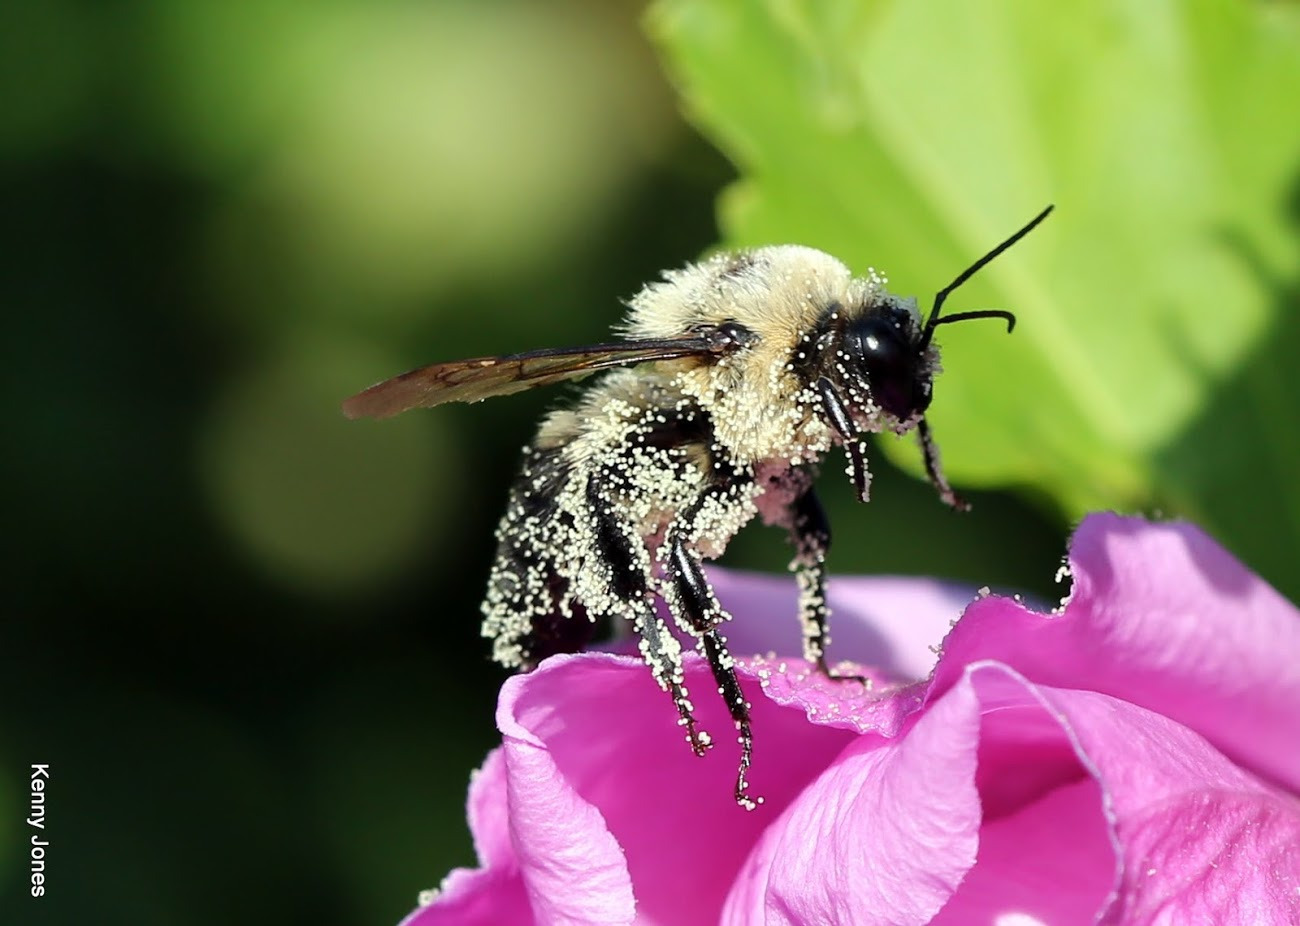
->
[[665, 523, 761, 810], [585, 476, 708, 757], [790, 487, 868, 686], [633, 609, 709, 758]]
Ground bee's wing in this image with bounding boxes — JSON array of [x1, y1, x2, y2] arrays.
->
[[342, 335, 731, 420]]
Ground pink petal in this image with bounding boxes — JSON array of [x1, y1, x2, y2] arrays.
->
[[930, 778, 1114, 926], [400, 750, 533, 926], [936, 664, 1300, 924], [724, 669, 986, 925], [930, 668, 1119, 925], [399, 867, 532, 926], [497, 658, 639, 925], [927, 666, 1121, 924], [498, 652, 858, 926], [733, 660, 1300, 926], [466, 748, 513, 867], [1033, 679, 1300, 924], [744, 654, 923, 737], [934, 513, 1300, 790], [1108, 789, 1300, 924]]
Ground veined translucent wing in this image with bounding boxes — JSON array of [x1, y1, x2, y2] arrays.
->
[[342, 333, 742, 420]]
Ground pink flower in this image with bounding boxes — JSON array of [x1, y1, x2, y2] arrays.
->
[[404, 513, 1300, 925]]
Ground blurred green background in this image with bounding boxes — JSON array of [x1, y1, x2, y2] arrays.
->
[[2, 1, 1297, 924]]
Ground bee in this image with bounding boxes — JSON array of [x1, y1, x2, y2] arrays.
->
[[344, 206, 1052, 809]]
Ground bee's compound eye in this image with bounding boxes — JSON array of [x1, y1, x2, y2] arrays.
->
[[858, 322, 903, 369], [849, 316, 924, 418]]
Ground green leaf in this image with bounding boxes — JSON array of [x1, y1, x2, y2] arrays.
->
[[648, 0, 1300, 534]]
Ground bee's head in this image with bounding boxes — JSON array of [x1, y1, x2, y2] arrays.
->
[[796, 296, 941, 430], [803, 204, 1056, 429], [793, 205, 1051, 508], [794, 274, 1027, 448]]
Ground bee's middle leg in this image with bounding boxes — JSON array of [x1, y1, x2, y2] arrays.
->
[[790, 487, 868, 685]]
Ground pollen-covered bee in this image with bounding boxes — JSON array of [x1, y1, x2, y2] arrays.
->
[[344, 206, 1052, 809]]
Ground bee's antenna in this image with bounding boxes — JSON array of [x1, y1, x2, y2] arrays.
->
[[920, 205, 1054, 351]]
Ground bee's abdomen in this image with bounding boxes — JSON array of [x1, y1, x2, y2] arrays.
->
[[480, 445, 594, 668]]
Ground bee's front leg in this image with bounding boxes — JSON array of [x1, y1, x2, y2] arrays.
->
[[917, 417, 969, 511], [815, 376, 871, 503]]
